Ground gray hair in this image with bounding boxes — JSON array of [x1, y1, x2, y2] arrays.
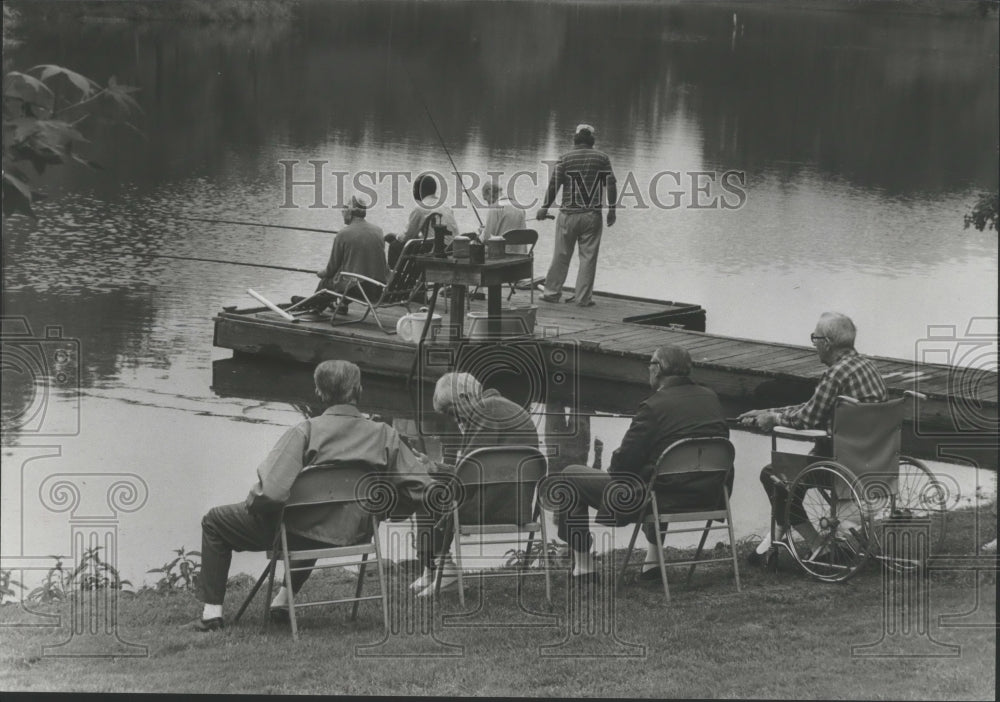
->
[[652, 344, 692, 377], [817, 312, 857, 350], [314, 360, 362, 405], [345, 193, 368, 219], [433, 372, 483, 414]]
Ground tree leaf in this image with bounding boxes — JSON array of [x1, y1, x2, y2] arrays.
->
[[31, 64, 98, 98]]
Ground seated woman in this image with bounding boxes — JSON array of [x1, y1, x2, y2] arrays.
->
[[386, 173, 460, 268], [410, 372, 539, 598]]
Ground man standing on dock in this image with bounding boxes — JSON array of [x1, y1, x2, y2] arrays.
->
[[738, 312, 887, 561], [537, 123, 617, 308]]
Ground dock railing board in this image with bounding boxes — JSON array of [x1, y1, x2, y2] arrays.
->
[[213, 292, 998, 445]]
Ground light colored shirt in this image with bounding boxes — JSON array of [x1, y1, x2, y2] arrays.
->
[[402, 196, 460, 243], [245, 404, 436, 544], [776, 349, 887, 430], [481, 198, 528, 252]]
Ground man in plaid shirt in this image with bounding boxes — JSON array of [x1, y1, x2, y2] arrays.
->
[[738, 312, 887, 558], [536, 123, 617, 307]]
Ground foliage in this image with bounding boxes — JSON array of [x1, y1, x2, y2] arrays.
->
[[2, 61, 141, 218], [147, 547, 202, 592], [963, 190, 999, 232], [503, 539, 565, 568], [26, 548, 132, 604], [1, 569, 24, 603]]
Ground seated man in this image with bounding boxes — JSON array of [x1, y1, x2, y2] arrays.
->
[[193, 360, 436, 631], [386, 173, 460, 268], [552, 345, 730, 580], [480, 181, 527, 252], [737, 312, 887, 560], [410, 372, 539, 597], [303, 194, 388, 314]]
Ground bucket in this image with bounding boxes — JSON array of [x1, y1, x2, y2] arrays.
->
[[396, 307, 443, 343], [467, 305, 537, 340]]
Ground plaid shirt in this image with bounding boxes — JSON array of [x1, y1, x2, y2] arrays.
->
[[776, 349, 887, 430], [543, 147, 617, 214]]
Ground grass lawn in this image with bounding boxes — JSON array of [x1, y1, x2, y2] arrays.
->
[[1, 507, 995, 698]]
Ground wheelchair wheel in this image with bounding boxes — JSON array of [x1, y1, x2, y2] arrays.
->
[[784, 462, 872, 583], [866, 457, 949, 571]]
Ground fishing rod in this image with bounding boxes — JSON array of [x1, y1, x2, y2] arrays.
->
[[170, 214, 340, 236], [125, 252, 315, 275], [400, 65, 483, 229]]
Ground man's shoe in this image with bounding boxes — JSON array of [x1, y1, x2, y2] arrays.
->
[[290, 295, 306, 305], [417, 572, 459, 598], [190, 617, 224, 632], [540, 294, 561, 303], [746, 550, 765, 567]]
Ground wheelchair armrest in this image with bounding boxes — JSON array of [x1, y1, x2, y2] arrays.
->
[[773, 426, 828, 440], [903, 389, 928, 400]]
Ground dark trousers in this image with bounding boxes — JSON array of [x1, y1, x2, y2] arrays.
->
[[553, 465, 653, 554], [199, 502, 331, 606], [311, 278, 382, 311], [414, 511, 454, 570], [760, 440, 833, 529]]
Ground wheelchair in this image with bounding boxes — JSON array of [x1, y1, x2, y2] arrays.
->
[[762, 392, 950, 583]]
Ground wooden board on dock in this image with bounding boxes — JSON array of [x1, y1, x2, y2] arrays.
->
[[213, 289, 998, 436]]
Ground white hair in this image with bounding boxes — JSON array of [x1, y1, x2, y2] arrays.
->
[[433, 372, 483, 414], [817, 312, 857, 350], [314, 360, 361, 405]]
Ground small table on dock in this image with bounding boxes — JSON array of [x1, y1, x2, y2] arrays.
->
[[412, 254, 533, 340]]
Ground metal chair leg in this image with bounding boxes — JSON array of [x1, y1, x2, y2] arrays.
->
[[234, 561, 272, 624], [686, 521, 712, 586], [351, 553, 369, 621]]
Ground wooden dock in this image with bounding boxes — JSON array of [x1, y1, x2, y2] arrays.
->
[[213, 290, 998, 440]]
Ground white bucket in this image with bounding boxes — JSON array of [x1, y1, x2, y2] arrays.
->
[[467, 305, 537, 340], [396, 307, 443, 343]]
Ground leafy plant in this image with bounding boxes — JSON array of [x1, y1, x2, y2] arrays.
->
[[26, 548, 132, 604], [1, 568, 24, 603], [503, 539, 565, 568], [27, 555, 68, 604], [3, 61, 141, 218], [147, 547, 202, 592], [964, 191, 999, 232]]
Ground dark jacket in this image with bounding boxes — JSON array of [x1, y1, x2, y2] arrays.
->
[[605, 376, 731, 518], [452, 389, 540, 526]]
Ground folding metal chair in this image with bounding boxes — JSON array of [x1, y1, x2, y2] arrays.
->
[[432, 446, 551, 607], [232, 462, 390, 641], [502, 229, 538, 302], [617, 437, 741, 601]]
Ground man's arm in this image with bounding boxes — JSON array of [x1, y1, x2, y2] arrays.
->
[[401, 208, 423, 242], [608, 400, 656, 477], [605, 157, 617, 227], [536, 158, 563, 219], [778, 367, 839, 430], [245, 424, 309, 515]]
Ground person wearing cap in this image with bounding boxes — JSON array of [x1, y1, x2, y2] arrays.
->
[[480, 181, 528, 252], [312, 194, 389, 313], [548, 345, 730, 581], [536, 124, 617, 307]]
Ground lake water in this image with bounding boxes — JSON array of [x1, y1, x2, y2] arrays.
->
[[1, 1, 997, 588]]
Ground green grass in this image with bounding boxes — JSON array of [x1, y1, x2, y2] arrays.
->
[[1, 507, 995, 697]]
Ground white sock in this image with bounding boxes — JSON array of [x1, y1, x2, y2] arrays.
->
[[573, 550, 596, 576], [202, 603, 222, 620], [755, 534, 773, 555], [270, 587, 288, 608], [642, 542, 660, 572]]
